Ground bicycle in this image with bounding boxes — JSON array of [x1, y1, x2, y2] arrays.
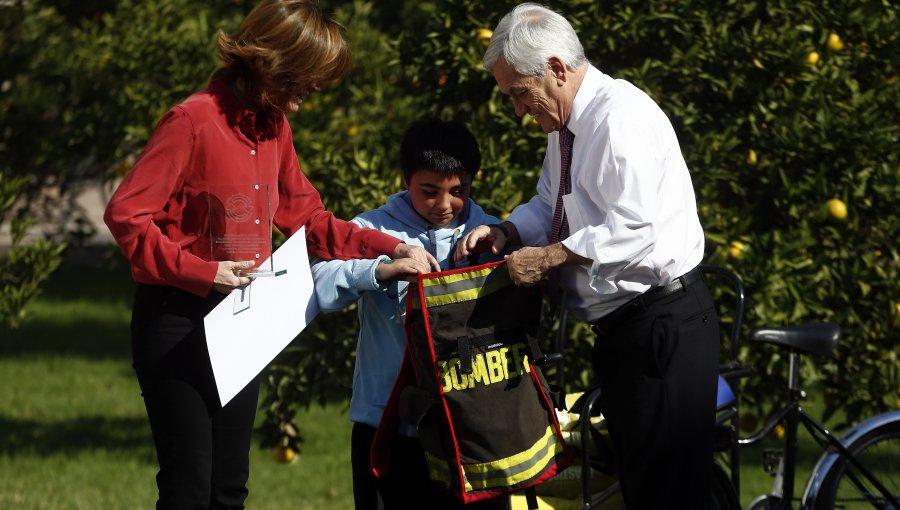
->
[[716, 321, 900, 510], [567, 266, 900, 510]]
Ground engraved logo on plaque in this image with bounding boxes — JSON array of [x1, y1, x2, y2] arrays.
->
[[225, 193, 254, 223]]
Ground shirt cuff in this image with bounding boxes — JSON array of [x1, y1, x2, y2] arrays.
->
[[562, 229, 619, 294], [180, 259, 220, 297], [356, 255, 392, 291], [365, 231, 402, 259]]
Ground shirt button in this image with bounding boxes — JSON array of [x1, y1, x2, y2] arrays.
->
[[250, 149, 256, 155], [255, 219, 260, 224], [254, 184, 259, 190], [255, 253, 260, 259]]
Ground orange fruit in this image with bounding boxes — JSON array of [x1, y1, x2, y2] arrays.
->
[[827, 33, 844, 52], [273, 446, 297, 464], [476, 28, 493, 47], [773, 424, 785, 440], [826, 198, 848, 220]]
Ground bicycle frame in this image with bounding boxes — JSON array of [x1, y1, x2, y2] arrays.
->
[[800, 409, 900, 509], [737, 348, 900, 509], [736, 346, 807, 503], [555, 266, 899, 509]]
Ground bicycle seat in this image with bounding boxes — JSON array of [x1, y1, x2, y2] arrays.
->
[[749, 322, 840, 355]]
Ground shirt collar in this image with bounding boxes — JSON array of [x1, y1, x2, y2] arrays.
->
[[208, 79, 283, 141], [564, 64, 607, 139]]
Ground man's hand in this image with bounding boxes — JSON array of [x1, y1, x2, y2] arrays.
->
[[506, 247, 552, 286], [506, 243, 589, 286], [392, 243, 440, 272], [212, 260, 256, 294], [455, 223, 514, 261], [375, 258, 430, 283]]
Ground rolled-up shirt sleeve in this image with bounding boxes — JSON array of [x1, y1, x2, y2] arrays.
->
[[311, 256, 389, 313], [562, 117, 660, 293], [504, 66, 705, 318]]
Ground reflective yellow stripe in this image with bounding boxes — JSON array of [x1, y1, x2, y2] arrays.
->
[[461, 426, 565, 490], [421, 266, 497, 287], [423, 277, 511, 307], [464, 439, 565, 491], [423, 427, 565, 492], [414, 265, 514, 309], [463, 425, 554, 474]]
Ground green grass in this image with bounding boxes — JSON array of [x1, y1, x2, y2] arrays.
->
[[0, 255, 852, 509], [727, 426, 826, 508], [0, 256, 354, 510]]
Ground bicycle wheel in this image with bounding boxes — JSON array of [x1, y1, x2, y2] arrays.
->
[[813, 420, 900, 509]]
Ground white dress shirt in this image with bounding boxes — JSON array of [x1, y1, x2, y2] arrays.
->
[[507, 65, 705, 322]]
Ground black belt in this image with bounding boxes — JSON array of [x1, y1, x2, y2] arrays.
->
[[590, 267, 703, 335]]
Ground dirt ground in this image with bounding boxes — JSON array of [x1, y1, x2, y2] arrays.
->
[[0, 179, 117, 252]]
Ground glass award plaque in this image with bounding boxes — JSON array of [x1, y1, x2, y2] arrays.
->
[[207, 184, 286, 277]]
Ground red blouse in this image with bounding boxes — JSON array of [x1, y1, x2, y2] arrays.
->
[[104, 80, 399, 297]]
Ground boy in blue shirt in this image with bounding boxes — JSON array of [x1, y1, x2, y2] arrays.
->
[[312, 119, 504, 509]]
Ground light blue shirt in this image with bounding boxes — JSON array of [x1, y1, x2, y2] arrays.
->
[[311, 191, 499, 435]]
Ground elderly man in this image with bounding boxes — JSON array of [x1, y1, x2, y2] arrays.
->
[[456, 3, 720, 509]]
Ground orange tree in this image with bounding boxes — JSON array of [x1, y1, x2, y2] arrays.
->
[[397, 0, 900, 421], [0, 0, 428, 450], [0, 0, 251, 327], [266, 0, 899, 448], [3, 0, 896, 448]]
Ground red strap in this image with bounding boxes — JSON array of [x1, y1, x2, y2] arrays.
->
[[370, 342, 416, 478]]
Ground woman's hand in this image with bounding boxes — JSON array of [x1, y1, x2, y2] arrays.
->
[[212, 260, 256, 294], [392, 244, 440, 272], [375, 258, 430, 283]]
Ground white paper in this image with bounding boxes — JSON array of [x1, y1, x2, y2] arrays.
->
[[233, 285, 251, 314], [204, 226, 319, 406]]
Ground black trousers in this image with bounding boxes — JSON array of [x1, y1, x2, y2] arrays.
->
[[351, 423, 507, 510], [131, 284, 260, 510], [591, 275, 719, 510]]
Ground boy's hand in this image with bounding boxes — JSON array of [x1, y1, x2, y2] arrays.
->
[[393, 243, 440, 272], [376, 258, 430, 283], [455, 224, 512, 261]]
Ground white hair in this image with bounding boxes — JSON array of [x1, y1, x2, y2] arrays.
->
[[483, 3, 587, 76]]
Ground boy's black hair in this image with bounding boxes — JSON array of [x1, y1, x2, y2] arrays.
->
[[399, 118, 481, 183]]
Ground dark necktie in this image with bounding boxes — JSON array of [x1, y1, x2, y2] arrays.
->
[[547, 127, 574, 313], [550, 127, 574, 243]]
